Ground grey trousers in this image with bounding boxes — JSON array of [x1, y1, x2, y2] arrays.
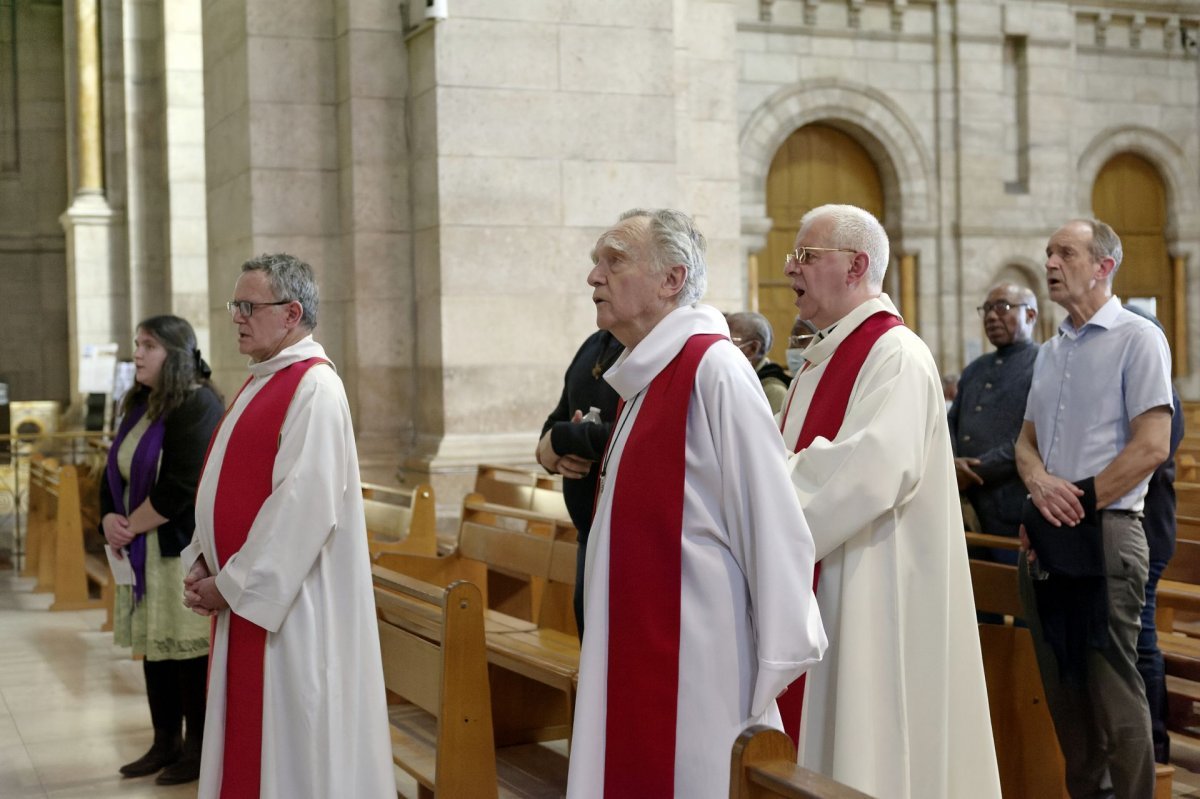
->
[[1018, 511, 1155, 799]]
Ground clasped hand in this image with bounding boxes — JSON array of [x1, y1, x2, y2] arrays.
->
[[953, 457, 983, 491], [1027, 472, 1086, 527], [535, 409, 595, 480], [183, 558, 228, 616], [102, 513, 135, 553]]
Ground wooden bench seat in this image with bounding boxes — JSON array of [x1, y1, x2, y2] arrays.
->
[[373, 566, 568, 797], [730, 726, 872, 799], [361, 481, 437, 558]]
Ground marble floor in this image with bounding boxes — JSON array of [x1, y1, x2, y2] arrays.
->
[[0, 572, 196, 798], [0, 570, 423, 799]]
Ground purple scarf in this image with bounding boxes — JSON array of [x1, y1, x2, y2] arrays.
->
[[105, 402, 166, 603]]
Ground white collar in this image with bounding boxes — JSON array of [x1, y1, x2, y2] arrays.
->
[[247, 335, 332, 379], [604, 304, 729, 400]]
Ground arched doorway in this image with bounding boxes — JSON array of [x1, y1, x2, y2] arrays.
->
[[1091, 153, 1177, 371], [754, 124, 885, 365]]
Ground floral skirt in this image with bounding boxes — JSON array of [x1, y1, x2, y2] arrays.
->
[[113, 533, 211, 661]]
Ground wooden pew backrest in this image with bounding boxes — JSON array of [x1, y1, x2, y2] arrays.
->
[[475, 464, 570, 522], [970, 559, 1025, 620], [362, 481, 437, 558], [1177, 482, 1200, 520], [1164, 537, 1200, 584], [965, 539, 1072, 798], [459, 494, 577, 633]]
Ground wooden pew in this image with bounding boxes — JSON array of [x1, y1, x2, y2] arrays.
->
[[32, 460, 113, 629], [380, 493, 578, 632], [730, 726, 873, 799], [969, 556, 1070, 798], [375, 496, 581, 746], [361, 481, 437, 558], [1178, 453, 1198, 484], [1177, 482, 1200, 520], [967, 533, 1174, 798], [22, 454, 54, 585], [1178, 513, 1200, 542], [474, 464, 570, 522], [372, 566, 568, 797]]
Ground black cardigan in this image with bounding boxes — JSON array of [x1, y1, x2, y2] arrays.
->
[[99, 384, 225, 557], [540, 330, 623, 539]]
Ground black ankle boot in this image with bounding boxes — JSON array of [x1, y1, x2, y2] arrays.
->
[[155, 743, 200, 785], [156, 654, 207, 785], [120, 732, 182, 778]]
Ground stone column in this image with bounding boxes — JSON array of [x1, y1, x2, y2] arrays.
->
[[396, 0, 743, 514], [900, 252, 919, 332], [1174, 252, 1190, 380], [201, 0, 342, 398], [60, 0, 117, 399], [162, 0, 210, 353]]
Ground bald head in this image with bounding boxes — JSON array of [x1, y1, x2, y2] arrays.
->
[[980, 282, 1037, 348]]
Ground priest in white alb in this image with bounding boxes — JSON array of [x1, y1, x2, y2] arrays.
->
[[775, 204, 1001, 798], [566, 208, 827, 799], [181, 254, 394, 799]]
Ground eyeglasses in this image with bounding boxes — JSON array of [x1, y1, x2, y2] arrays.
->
[[976, 301, 1027, 317], [226, 299, 293, 319], [785, 246, 859, 267], [788, 333, 816, 349]]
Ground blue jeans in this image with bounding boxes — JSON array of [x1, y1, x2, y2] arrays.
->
[[1137, 556, 1169, 764]]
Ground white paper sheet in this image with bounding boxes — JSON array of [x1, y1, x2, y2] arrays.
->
[[104, 545, 135, 586]]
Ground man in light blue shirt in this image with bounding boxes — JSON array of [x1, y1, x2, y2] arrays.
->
[[1016, 218, 1172, 799]]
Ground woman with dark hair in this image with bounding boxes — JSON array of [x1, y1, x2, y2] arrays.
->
[[101, 314, 223, 785]]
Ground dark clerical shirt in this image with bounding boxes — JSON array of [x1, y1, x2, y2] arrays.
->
[[948, 339, 1039, 537]]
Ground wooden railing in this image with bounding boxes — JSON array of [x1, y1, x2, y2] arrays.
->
[[0, 431, 109, 571]]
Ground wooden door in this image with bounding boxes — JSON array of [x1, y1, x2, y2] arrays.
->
[[1092, 153, 1176, 370], [756, 124, 885, 365]]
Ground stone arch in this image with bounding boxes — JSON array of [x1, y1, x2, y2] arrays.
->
[[988, 257, 1042, 297], [1077, 126, 1200, 238], [739, 78, 936, 252]]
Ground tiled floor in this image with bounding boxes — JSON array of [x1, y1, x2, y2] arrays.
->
[[5, 566, 1200, 798], [0, 572, 196, 798], [0, 571, 422, 798]]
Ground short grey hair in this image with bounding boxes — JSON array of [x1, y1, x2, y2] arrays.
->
[[1080, 218, 1124, 275], [727, 311, 773, 353], [241, 253, 319, 329], [799, 204, 890, 289], [619, 208, 708, 306]]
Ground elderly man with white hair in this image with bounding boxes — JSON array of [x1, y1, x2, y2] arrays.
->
[[727, 310, 791, 413], [566, 208, 827, 799], [776, 204, 1001, 799]]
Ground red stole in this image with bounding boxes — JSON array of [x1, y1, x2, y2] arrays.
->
[[776, 311, 902, 744], [206, 357, 328, 798], [603, 333, 722, 797]]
